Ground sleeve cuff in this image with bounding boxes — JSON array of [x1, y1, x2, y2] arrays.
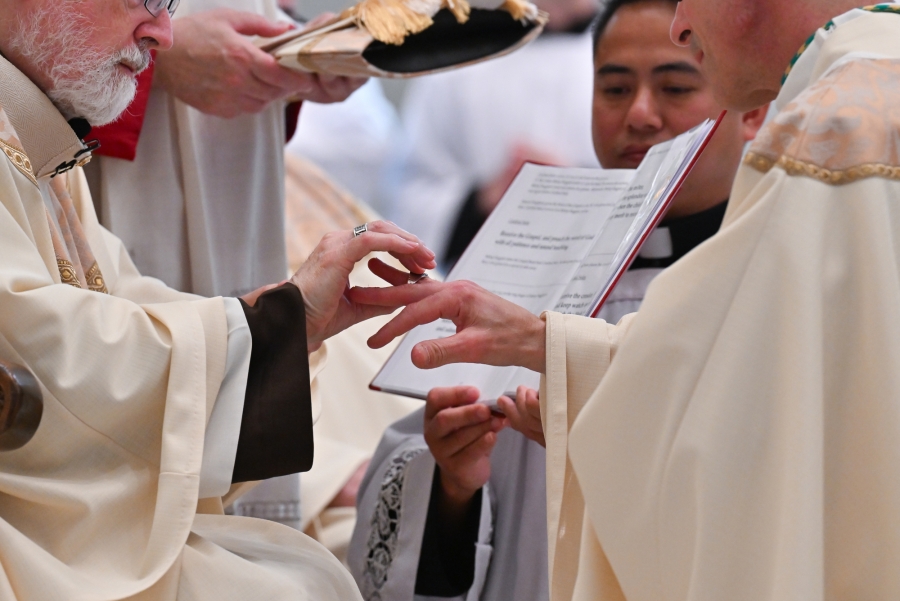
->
[[198, 297, 251, 498], [232, 283, 314, 483]]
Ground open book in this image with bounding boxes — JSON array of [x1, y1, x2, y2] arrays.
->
[[371, 115, 724, 402]]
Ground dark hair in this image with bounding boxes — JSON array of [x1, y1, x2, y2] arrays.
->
[[591, 0, 679, 53]]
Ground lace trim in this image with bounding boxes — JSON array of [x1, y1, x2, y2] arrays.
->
[[361, 448, 425, 601], [744, 152, 900, 185], [229, 500, 301, 521]]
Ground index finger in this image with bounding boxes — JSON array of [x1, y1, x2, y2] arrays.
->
[[249, 52, 318, 94], [425, 386, 481, 420], [364, 286, 463, 348]]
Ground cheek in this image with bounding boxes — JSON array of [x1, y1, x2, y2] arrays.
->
[[591, 101, 624, 162], [664, 96, 721, 135]]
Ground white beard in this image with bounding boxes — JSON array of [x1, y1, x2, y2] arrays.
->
[[8, 6, 152, 126]]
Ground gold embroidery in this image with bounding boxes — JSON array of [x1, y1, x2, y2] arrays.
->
[[750, 59, 900, 186], [0, 139, 37, 185], [57, 258, 82, 288], [744, 152, 900, 185], [85, 262, 109, 294]]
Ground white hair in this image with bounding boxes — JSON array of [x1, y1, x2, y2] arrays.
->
[[8, 4, 152, 126]]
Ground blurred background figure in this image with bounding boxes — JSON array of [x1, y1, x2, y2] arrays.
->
[[288, 79, 401, 214], [384, 0, 601, 271]]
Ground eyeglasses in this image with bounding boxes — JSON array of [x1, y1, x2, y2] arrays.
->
[[144, 0, 180, 17]]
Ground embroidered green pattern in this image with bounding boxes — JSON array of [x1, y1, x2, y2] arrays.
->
[[781, 4, 900, 84]]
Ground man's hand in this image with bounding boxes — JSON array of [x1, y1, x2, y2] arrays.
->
[[154, 9, 367, 118], [291, 221, 436, 351], [424, 386, 506, 516], [347, 261, 547, 372], [497, 386, 544, 447]]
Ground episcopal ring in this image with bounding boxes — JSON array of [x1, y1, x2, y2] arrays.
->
[[352, 223, 368, 238], [407, 272, 430, 285]]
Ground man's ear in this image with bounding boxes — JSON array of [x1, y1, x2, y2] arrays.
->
[[740, 103, 770, 142]]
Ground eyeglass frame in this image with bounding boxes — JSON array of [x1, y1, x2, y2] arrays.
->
[[143, 0, 180, 18]]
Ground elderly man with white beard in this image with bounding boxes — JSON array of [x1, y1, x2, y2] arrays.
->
[[0, 0, 437, 598]]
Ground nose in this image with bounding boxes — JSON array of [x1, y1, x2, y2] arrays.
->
[[670, 2, 692, 47], [135, 9, 173, 51], [625, 86, 664, 132]]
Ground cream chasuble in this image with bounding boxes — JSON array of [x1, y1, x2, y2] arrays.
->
[[541, 8, 900, 601], [0, 56, 360, 600]]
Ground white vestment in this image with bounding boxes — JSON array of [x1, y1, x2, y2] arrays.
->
[[87, 0, 413, 540], [541, 9, 900, 601], [384, 29, 599, 261], [0, 53, 359, 600]]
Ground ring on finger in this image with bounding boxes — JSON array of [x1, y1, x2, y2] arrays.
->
[[352, 223, 368, 238], [407, 271, 430, 284]]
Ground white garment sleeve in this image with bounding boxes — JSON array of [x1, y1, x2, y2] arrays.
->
[[198, 297, 252, 498]]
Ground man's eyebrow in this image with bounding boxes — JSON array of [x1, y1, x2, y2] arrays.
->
[[596, 64, 633, 76], [652, 61, 702, 75]]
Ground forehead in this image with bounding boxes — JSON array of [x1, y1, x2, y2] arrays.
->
[[595, 1, 696, 71]]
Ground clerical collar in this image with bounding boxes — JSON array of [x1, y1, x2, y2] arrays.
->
[[629, 200, 728, 271]]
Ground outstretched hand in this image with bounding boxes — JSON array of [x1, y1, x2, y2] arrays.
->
[[290, 221, 435, 350], [347, 260, 547, 373]]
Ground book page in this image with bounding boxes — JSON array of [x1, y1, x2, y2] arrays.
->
[[551, 120, 715, 316], [372, 164, 634, 401]]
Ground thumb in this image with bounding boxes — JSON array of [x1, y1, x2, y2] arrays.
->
[[225, 10, 293, 38], [412, 330, 480, 369]]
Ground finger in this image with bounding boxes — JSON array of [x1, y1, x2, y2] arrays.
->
[[362, 220, 432, 252], [347, 282, 442, 313], [226, 10, 293, 38], [412, 329, 491, 369], [355, 221, 436, 269], [249, 53, 318, 95], [388, 250, 437, 274], [364, 288, 463, 349], [497, 395, 530, 433], [522, 387, 542, 422], [444, 430, 499, 468], [432, 417, 496, 459], [351, 239, 436, 276], [367, 258, 410, 286], [499, 394, 543, 440], [424, 386, 481, 420], [345, 302, 398, 327]]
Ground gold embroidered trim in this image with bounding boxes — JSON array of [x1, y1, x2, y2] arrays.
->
[[0, 139, 37, 185], [57, 258, 82, 288], [744, 152, 900, 186], [85, 262, 108, 294]]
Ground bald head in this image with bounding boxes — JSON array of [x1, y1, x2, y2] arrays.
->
[[669, 0, 869, 110]]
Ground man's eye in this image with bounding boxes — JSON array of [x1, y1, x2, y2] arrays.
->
[[603, 87, 629, 96]]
